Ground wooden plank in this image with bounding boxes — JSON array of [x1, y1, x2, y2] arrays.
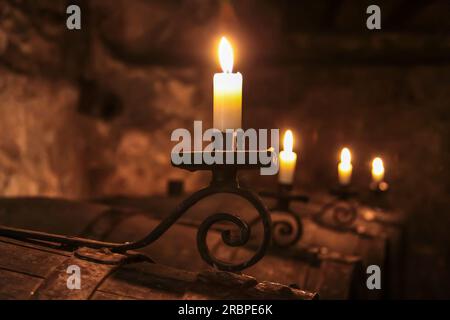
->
[[98, 263, 189, 300], [32, 248, 126, 300], [0, 239, 67, 278], [99, 261, 316, 300], [0, 234, 317, 300], [0, 236, 72, 257], [0, 269, 42, 300]]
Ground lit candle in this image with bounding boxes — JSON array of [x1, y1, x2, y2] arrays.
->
[[278, 130, 297, 185], [338, 147, 352, 186], [213, 37, 242, 131], [371, 157, 385, 184]]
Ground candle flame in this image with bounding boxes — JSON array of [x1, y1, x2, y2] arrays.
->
[[219, 37, 234, 73], [372, 157, 384, 175], [283, 130, 294, 153], [340, 147, 351, 164]]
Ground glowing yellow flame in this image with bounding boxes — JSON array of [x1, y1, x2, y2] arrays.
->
[[219, 37, 234, 73], [372, 157, 384, 175], [340, 147, 351, 164], [283, 130, 294, 153]]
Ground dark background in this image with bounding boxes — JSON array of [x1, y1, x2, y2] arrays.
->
[[0, 0, 449, 298]]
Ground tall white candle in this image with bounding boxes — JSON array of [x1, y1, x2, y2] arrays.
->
[[278, 130, 297, 185], [213, 37, 242, 131], [372, 157, 385, 184], [338, 147, 352, 186]]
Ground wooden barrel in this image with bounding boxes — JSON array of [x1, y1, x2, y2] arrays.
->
[[0, 197, 362, 299], [0, 236, 316, 300], [93, 193, 389, 299], [289, 190, 406, 298]]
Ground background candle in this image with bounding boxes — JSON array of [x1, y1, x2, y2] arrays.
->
[[278, 130, 297, 185], [338, 147, 352, 186], [372, 157, 385, 184], [213, 37, 242, 131]]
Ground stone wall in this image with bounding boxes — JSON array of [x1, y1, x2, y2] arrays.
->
[[0, 70, 85, 196]]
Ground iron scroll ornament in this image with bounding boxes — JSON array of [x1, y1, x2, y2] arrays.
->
[[312, 199, 358, 232], [256, 184, 309, 248], [311, 186, 359, 232], [0, 151, 273, 272]]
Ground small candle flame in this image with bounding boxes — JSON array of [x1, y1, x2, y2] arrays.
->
[[283, 130, 294, 153], [372, 157, 384, 175], [340, 147, 351, 164], [219, 37, 234, 73]]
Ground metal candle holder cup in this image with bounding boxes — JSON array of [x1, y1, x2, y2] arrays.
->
[[369, 181, 389, 194], [258, 183, 309, 248], [365, 181, 391, 211]]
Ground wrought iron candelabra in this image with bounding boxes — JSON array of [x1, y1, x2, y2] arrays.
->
[[259, 184, 362, 243], [0, 150, 273, 272], [319, 185, 359, 231], [258, 183, 309, 248]]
